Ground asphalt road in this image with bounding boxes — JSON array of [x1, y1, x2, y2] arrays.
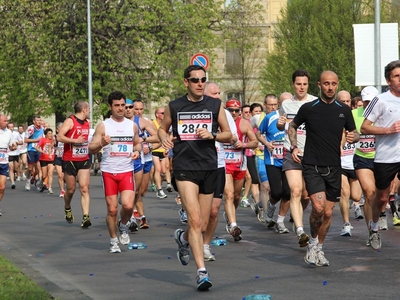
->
[[0, 175, 399, 300]]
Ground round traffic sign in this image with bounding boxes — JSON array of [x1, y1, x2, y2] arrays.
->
[[190, 53, 209, 70]]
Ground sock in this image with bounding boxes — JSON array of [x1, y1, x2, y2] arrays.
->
[[310, 236, 318, 245], [110, 237, 118, 244], [140, 215, 145, 219], [197, 268, 207, 274], [317, 243, 323, 250], [180, 231, 188, 244], [370, 221, 379, 232], [296, 226, 304, 234], [389, 196, 396, 214], [277, 215, 285, 223], [230, 222, 237, 228]]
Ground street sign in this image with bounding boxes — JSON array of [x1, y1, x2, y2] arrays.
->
[[190, 53, 210, 70]]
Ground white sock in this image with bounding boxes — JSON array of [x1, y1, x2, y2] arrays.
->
[[230, 222, 237, 228], [277, 215, 285, 223], [197, 268, 206, 274], [310, 236, 318, 245], [296, 226, 304, 234], [180, 232, 188, 244], [370, 221, 379, 232], [110, 237, 118, 244], [317, 243, 323, 250]]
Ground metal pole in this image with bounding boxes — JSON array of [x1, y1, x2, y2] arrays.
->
[[375, 0, 382, 93], [87, 0, 93, 127]]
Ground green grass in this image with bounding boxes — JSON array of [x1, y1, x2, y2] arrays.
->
[[0, 256, 54, 300]]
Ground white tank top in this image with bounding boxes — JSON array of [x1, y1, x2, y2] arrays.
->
[[101, 117, 134, 173]]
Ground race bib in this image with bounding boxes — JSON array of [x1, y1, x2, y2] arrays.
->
[[287, 114, 306, 135], [72, 142, 89, 158], [272, 141, 284, 159], [358, 135, 375, 153], [223, 144, 243, 164], [177, 111, 213, 140], [109, 136, 133, 157], [0, 147, 7, 163], [342, 142, 356, 156]]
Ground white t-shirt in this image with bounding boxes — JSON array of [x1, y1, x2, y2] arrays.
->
[[341, 142, 356, 170], [101, 118, 134, 173], [279, 94, 317, 152], [216, 109, 238, 168], [8, 131, 21, 156], [0, 128, 15, 164], [363, 90, 400, 163]]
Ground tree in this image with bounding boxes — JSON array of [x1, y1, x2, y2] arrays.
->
[[260, 0, 383, 97], [0, 0, 222, 123], [219, 0, 265, 104]]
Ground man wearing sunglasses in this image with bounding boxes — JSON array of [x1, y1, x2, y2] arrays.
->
[[222, 99, 258, 242], [158, 65, 232, 291]]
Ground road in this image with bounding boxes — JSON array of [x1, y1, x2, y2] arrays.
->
[[0, 175, 399, 300]]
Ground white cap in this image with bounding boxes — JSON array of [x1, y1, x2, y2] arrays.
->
[[361, 86, 379, 102]]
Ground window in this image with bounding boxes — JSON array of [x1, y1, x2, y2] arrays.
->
[[226, 92, 243, 103], [225, 47, 241, 73]]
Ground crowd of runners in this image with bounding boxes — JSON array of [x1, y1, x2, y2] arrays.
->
[[1, 60, 400, 291]]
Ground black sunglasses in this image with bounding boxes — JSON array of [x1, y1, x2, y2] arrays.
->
[[186, 77, 207, 83], [227, 108, 240, 113], [125, 106, 134, 109]]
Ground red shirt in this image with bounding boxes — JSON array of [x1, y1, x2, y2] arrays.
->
[[62, 115, 90, 162], [38, 138, 54, 161]]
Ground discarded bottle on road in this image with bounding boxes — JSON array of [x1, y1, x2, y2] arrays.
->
[[128, 242, 147, 250], [210, 239, 227, 246], [242, 294, 272, 300]]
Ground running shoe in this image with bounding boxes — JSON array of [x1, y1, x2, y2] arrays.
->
[[340, 223, 352, 237], [378, 214, 388, 230], [316, 250, 330, 267], [222, 212, 230, 234], [25, 181, 30, 191], [166, 183, 173, 192], [64, 207, 74, 224], [197, 271, 212, 291], [48, 188, 54, 194], [118, 221, 130, 245], [109, 241, 121, 253], [81, 214, 92, 228], [297, 230, 310, 248], [16, 176, 21, 182], [179, 209, 188, 224], [156, 189, 167, 199], [240, 197, 250, 208], [139, 217, 149, 229], [229, 225, 242, 242], [257, 209, 265, 223], [203, 244, 215, 262], [21, 174, 26, 181], [368, 230, 381, 250], [175, 194, 181, 205], [304, 244, 318, 266], [393, 212, 400, 226], [174, 229, 190, 265], [359, 195, 365, 207], [150, 184, 157, 192], [354, 206, 364, 220], [59, 190, 65, 198], [275, 222, 289, 234], [128, 217, 139, 232], [0, 209, 2, 216], [11, 183, 15, 190], [265, 201, 276, 228]]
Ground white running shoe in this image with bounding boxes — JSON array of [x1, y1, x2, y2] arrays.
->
[[304, 244, 318, 266], [275, 222, 289, 234], [340, 223, 352, 236], [109, 242, 121, 253], [118, 221, 130, 245], [25, 181, 30, 191], [203, 244, 215, 262], [156, 189, 167, 199], [378, 215, 388, 230]]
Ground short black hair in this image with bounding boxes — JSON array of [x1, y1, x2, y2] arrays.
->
[[107, 91, 126, 106], [184, 65, 206, 79], [250, 103, 263, 112], [44, 128, 53, 135], [384, 60, 400, 81], [292, 69, 310, 83]]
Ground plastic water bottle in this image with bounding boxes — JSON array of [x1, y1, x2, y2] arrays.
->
[[210, 239, 227, 246], [242, 294, 272, 300], [128, 242, 147, 250]]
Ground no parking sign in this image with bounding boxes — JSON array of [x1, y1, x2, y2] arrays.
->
[[190, 53, 210, 70]]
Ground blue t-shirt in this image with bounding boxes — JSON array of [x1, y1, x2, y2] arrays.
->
[[258, 111, 285, 167]]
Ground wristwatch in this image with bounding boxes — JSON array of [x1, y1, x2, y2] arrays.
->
[[290, 145, 298, 153], [142, 135, 147, 142], [212, 132, 217, 140]]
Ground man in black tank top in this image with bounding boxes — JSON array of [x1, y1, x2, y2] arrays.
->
[[158, 65, 232, 291]]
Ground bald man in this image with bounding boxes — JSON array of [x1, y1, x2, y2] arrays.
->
[[288, 71, 359, 266]]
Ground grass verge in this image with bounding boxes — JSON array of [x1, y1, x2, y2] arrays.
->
[[0, 255, 54, 300]]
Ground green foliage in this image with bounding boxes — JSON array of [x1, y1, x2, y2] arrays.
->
[[220, 0, 265, 103], [261, 0, 382, 96], [0, 0, 221, 122]]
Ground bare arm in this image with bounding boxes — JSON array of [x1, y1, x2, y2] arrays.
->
[[288, 121, 302, 163], [88, 123, 109, 154], [140, 118, 160, 143], [255, 130, 272, 152], [158, 105, 174, 150], [57, 118, 86, 144], [236, 121, 257, 149], [361, 118, 400, 135]]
